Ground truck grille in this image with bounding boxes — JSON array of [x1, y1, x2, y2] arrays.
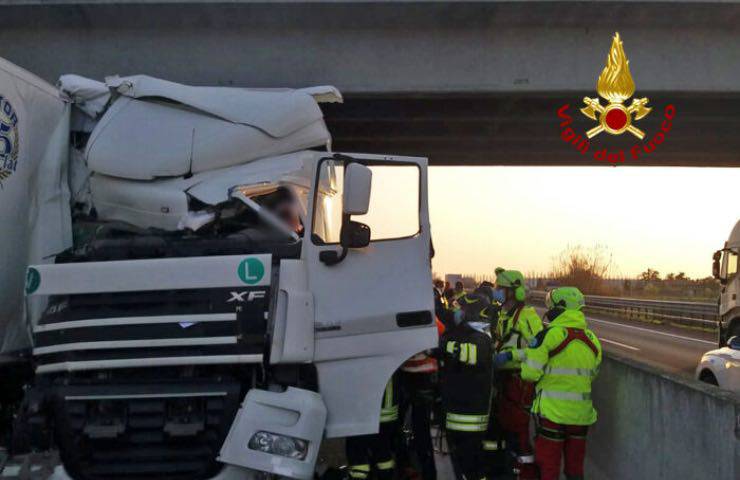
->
[[33, 287, 269, 373], [51, 382, 242, 480]]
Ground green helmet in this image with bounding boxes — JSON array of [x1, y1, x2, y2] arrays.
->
[[495, 268, 526, 302], [545, 287, 585, 311], [494, 268, 525, 289]]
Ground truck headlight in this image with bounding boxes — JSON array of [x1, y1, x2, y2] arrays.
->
[[248, 431, 309, 460]]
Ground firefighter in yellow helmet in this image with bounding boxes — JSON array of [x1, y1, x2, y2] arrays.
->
[[515, 287, 602, 480], [491, 268, 543, 479]]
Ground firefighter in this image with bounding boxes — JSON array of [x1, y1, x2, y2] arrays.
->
[[474, 282, 502, 327], [453, 281, 465, 301], [434, 279, 448, 319], [398, 340, 441, 479], [346, 374, 400, 480], [492, 268, 543, 480], [513, 287, 602, 480], [440, 292, 493, 480], [467, 282, 508, 477]]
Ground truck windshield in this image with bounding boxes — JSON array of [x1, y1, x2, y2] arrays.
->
[[312, 159, 420, 244]]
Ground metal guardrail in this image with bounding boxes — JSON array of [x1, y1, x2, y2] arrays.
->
[[529, 290, 719, 329]]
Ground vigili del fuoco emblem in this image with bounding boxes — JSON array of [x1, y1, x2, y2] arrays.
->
[[581, 32, 651, 139]]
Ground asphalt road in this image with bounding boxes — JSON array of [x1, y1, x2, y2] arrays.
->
[[535, 307, 718, 377]]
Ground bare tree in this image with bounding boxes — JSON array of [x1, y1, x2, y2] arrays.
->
[[549, 244, 613, 294]]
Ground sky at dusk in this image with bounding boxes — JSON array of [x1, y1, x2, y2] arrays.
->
[[428, 167, 740, 280]]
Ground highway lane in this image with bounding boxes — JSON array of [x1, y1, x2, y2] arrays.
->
[[534, 307, 717, 377]]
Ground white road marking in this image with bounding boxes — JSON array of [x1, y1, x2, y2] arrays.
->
[[600, 338, 640, 351], [587, 317, 716, 346]]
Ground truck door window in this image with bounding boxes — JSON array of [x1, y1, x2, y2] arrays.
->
[[725, 250, 738, 279], [355, 165, 420, 241], [312, 160, 420, 244]]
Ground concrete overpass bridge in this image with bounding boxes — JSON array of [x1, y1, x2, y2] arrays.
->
[[3, 0, 739, 165]]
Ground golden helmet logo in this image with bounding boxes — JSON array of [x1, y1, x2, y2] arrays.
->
[[556, 32, 676, 164], [581, 32, 651, 139]]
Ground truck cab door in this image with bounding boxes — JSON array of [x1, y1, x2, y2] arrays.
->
[[303, 154, 437, 437]]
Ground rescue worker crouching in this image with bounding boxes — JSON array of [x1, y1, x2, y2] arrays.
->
[[440, 292, 493, 480], [491, 268, 543, 480], [512, 287, 602, 480]]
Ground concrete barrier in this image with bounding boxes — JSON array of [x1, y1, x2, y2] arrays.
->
[[585, 353, 739, 480]]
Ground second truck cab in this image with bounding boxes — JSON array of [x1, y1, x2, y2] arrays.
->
[[713, 219, 740, 346]]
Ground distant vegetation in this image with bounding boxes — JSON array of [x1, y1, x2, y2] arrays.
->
[[547, 245, 613, 295], [537, 245, 719, 300], [435, 244, 720, 301]]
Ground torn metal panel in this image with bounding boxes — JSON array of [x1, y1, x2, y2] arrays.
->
[[88, 151, 317, 231], [84, 95, 330, 180], [105, 74, 329, 137], [58, 74, 110, 118], [90, 173, 191, 231], [184, 151, 314, 206]]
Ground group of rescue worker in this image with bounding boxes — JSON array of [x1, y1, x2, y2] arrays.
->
[[345, 268, 602, 480]]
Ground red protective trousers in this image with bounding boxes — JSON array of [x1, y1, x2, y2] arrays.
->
[[496, 372, 536, 479], [535, 417, 589, 480]]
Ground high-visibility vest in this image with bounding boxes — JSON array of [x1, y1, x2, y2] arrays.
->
[[518, 309, 602, 426], [495, 305, 543, 370]]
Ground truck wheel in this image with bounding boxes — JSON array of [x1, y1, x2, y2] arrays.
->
[[699, 370, 719, 386]]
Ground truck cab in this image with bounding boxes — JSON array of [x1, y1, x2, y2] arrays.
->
[[0, 59, 437, 479], [713, 219, 740, 346]]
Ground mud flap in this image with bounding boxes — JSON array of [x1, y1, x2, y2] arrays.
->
[[219, 387, 327, 479]]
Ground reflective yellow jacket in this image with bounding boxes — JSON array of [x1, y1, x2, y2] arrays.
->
[[494, 305, 543, 370], [514, 309, 602, 425]]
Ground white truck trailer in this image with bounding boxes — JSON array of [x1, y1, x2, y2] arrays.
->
[[713, 219, 740, 346], [0, 58, 436, 479]]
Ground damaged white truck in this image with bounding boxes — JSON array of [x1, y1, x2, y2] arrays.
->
[[0, 58, 436, 479]]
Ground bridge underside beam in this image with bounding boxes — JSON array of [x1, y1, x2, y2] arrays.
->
[[2, 2, 739, 93], [4, 1, 739, 166], [324, 95, 740, 167]]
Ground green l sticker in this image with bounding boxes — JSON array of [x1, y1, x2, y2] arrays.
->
[[238, 258, 265, 285]]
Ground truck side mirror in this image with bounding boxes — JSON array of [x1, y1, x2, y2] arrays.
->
[[341, 221, 371, 249], [712, 250, 724, 283], [343, 163, 372, 215]]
